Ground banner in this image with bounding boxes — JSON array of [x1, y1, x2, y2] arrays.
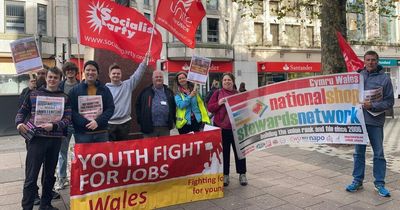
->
[[70, 130, 224, 210], [77, 0, 162, 66], [10, 37, 43, 74], [155, 0, 205, 48], [225, 73, 369, 159], [336, 31, 364, 72]]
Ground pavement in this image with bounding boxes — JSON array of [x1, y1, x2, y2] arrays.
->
[[1, 100, 400, 210]]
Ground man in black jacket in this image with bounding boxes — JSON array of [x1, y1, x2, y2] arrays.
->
[[136, 70, 176, 137]]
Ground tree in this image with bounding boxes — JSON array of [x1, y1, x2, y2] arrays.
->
[[232, 0, 397, 74]]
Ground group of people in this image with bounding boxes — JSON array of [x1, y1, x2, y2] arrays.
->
[[15, 50, 394, 210]]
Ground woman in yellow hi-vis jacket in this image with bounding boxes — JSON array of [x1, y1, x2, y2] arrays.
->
[[174, 71, 210, 134]]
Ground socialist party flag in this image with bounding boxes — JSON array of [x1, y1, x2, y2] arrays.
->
[[77, 0, 162, 66], [155, 0, 205, 48], [336, 31, 364, 72]]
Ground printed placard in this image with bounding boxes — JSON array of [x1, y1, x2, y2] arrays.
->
[[10, 37, 43, 74], [187, 55, 211, 84], [34, 96, 64, 126], [78, 96, 103, 121]]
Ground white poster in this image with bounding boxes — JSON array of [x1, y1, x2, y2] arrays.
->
[[34, 96, 65, 126], [78, 96, 103, 121], [10, 37, 43, 74]]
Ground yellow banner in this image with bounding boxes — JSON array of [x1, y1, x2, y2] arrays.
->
[[71, 174, 224, 210]]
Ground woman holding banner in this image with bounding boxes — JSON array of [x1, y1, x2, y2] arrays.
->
[[174, 71, 210, 134], [207, 73, 247, 186]]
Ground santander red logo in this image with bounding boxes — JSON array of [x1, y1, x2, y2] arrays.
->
[[86, 1, 156, 39], [169, 0, 194, 32]]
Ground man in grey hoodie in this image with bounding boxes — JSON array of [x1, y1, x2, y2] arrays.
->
[[106, 54, 149, 141], [345, 51, 394, 197]]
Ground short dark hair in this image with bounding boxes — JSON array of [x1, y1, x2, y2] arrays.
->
[[62, 62, 78, 75], [364, 50, 379, 60], [84, 60, 100, 73], [47, 67, 63, 80], [108, 63, 121, 73]]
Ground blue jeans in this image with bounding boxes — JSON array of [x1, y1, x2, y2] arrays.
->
[[74, 132, 109, 144], [57, 126, 73, 178], [352, 125, 386, 186]]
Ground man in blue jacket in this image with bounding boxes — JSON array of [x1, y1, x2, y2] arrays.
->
[[346, 51, 394, 197], [69, 60, 115, 143]]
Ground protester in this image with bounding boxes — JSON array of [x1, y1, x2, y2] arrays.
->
[[239, 82, 247, 92], [36, 65, 49, 88], [16, 67, 71, 210], [19, 74, 37, 107], [174, 71, 209, 134], [54, 62, 80, 191], [207, 73, 247, 186], [205, 79, 219, 104], [136, 70, 176, 138], [69, 60, 115, 143], [106, 54, 149, 141], [346, 51, 394, 197]]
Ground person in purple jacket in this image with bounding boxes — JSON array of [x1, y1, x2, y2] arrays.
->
[[16, 67, 71, 210], [207, 73, 247, 187]]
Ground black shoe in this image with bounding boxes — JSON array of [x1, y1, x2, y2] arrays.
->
[[52, 190, 60, 199], [33, 195, 41, 205], [39, 205, 59, 210]]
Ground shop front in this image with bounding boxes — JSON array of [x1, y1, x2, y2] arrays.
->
[[380, 58, 400, 98], [162, 60, 233, 95], [257, 62, 321, 87]]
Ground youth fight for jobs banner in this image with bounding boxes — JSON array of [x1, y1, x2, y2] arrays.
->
[[70, 130, 224, 210], [225, 73, 369, 159], [77, 0, 162, 66]]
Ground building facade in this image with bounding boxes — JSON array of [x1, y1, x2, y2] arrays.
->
[[0, 0, 399, 135]]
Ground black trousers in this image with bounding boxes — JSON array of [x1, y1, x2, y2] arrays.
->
[[221, 128, 246, 175], [22, 136, 61, 210], [178, 118, 202, 134], [109, 120, 132, 141]]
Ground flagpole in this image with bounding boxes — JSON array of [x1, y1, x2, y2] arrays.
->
[[146, 21, 157, 66]]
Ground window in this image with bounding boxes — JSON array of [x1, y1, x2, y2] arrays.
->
[[269, 1, 279, 16], [285, 25, 300, 47], [6, 1, 25, 33], [306, 5, 314, 18], [306, 26, 314, 47], [380, 15, 396, 43], [346, 0, 365, 41], [144, 13, 151, 20], [254, 23, 263, 45], [144, 0, 150, 6], [37, 4, 47, 35], [207, 0, 218, 10], [270, 24, 279, 46], [115, 0, 130, 6], [207, 18, 219, 43], [253, 1, 263, 16], [195, 24, 202, 42], [283, 0, 298, 17]]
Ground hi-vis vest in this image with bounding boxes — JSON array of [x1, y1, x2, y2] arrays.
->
[[176, 93, 210, 129]]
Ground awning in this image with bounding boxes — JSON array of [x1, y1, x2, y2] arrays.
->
[[163, 60, 233, 73], [257, 62, 321, 73]]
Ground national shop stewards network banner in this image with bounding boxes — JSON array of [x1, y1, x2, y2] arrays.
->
[[70, 130, 224, 210], [225, 73, 369, 159]]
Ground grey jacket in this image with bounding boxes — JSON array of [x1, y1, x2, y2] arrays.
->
[[359, 68, 394, 126]]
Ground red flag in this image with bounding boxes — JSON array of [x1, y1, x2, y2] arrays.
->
[[155, 0, 205, 48], [336, 31, 364, 72], [77, 0, 162, 66]]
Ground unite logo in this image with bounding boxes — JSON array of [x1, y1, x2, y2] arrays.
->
[[86, 1, 155, 39], [169, 0, 194, 32]]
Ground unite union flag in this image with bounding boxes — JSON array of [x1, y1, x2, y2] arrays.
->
[[155, 0, 206, 48], [77, 0, 162, 66]]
